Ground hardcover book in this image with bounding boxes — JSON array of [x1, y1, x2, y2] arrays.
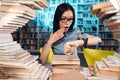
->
[[52, 55, 80, 65]]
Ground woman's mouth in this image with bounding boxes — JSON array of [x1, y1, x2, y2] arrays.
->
[[64, 27, 69, 32]]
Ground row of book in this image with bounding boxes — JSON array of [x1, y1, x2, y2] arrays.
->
[[21, 33, 38, 38], [22, 28, 38, 33], [22, 45, 38, 51], [0, 0, 52, 80], [90, 0, 120, 40], [99, 40, 118, 46], [21, 39, 38, 44]]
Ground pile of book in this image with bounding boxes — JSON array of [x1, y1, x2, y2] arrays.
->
[[79, 53, 120, 80], [0, 4, 35, 32], [94, 53, 120, 80], [0, 41, 52, 80], [51, 55, 80, 80], [90, 0, 120, 40], [0, 0, 52, 80], [0, 0, 48, 32]]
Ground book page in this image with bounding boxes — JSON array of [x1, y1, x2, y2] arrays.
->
[[110, 0, 120, 11]]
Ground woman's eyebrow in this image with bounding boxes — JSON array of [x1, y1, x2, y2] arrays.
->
[[61, 16, 73, 18]]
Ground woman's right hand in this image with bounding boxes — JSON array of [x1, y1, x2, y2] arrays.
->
[[48, 28, 65, 44]]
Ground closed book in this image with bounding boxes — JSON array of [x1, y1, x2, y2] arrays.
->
[[90, 1, 112, 15], [102, 58, 120, 71], [52, 55, 80, 65], [104, 17, 120, 26], [95, 61, 120, 78], [54, 70, 87, 80], [107, 23, 120, 30], [98, 10, 117, 20]]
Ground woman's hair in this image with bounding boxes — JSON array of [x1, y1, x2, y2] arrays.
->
[[53, 3, 75, 33]]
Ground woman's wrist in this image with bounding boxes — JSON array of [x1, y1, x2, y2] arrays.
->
[[47, 40, 53, 45], [75, 40, 84, 47], [82, 38, 88, 47]]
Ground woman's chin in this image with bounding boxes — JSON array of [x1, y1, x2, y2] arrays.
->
[[64, 28, 69, 32]]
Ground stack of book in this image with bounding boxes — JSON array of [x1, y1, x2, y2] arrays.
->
[[94, 53, 120, 80], [52, 55, 80, 80], [90, 0, 120, 40], [0, 4, 35, 32], [79, 53, 120, 80], [0, 42, 52, 80], [0, 0, 49, 32], [0, 0, 52, 80]]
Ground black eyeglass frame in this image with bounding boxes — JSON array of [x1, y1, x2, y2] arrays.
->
[[60, 18, 73, 23]]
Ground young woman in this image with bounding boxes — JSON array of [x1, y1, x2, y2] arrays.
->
[[40, 3, 101, 65]]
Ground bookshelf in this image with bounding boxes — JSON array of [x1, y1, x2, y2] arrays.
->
[[77, 0, 99, 50], [12, 20, 50, 54], [20, 21, 39, 53], [98, 24, 119, 51], [77, 0, 99, 36]]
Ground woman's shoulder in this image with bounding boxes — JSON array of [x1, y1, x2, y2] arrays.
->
[[66, 29, 81, 37], [72, 29, 81, 34]]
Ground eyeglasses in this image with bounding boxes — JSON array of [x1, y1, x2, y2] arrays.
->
[[60, 18, 73, 23]]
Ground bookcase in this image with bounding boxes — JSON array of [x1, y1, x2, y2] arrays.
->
[[12, 19, 51, 54], [77, 0, 100, 50], [77, 0, 99, 36], [20, 21, 39, 53], [98, 23, 119, 51]]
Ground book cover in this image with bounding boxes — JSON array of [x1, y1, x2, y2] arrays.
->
[[52, 55, 80, 65], [95, 61, 120, 78], [90, 1, 112, 15], [54, 70, 87, 80]]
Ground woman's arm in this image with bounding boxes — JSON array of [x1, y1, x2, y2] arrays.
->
[[40, 29, 64, 65], [64, 34, 102, 56], [84, 34, 102, 46], [87, 36, 102, 46], [40, 41, 52, 65]]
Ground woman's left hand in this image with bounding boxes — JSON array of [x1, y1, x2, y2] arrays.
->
[[64, 41, 77, 56]]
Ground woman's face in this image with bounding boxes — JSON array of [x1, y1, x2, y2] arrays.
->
[[59, 10, 73, 32]]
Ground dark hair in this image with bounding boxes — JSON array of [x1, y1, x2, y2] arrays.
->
[[53, 3, 75, 33]]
